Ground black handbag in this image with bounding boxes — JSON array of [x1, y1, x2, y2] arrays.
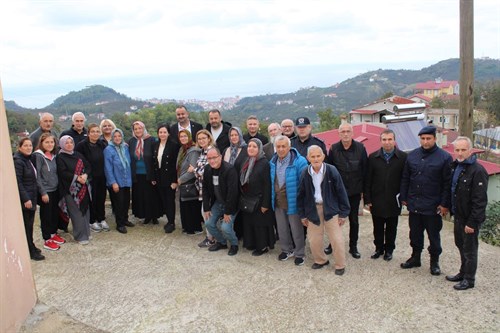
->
[[238, 194, 260, 213], [179, 182, 199, 201]]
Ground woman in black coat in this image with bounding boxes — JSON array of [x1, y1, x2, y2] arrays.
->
[[152, 124, 180, 233], [239, 138, 275, 256], [14, 138, 45, 260]]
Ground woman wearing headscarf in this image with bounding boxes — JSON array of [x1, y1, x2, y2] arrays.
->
[[76, 123, 109, 232], [57, 135, 92, 245], [152, 124, 180, 233], [128, 120, 160, 224], [176, 129, 203, 235], [14, 138, 45, 260], [239, 138, 275, 256], [104, 129, 133, 234]]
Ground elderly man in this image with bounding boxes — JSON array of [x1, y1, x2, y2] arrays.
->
[[30, 112, 59, 147], [281, 118, 296, 140], [400, 126, 452, 275], [202, 148, 240, 256], [298, 145, 350, 275], [364, 129, 407, 261], [243, 115, 269, 145], [270, 135, 308, 266], [446, 136, 488, 290], [60, 112, 88, 146], [291, 117, 327, 158], [170, 105, 203, 143], [205, 109, 231, 153], [327, 122, 368, 258], [263, 122, 282, 160]]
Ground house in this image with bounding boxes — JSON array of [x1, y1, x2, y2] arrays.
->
[[473, 126, 500, 155], [414, 78, 459, 98], [426, 108, 459, 130], [349, 95, 419, 124], [315, 122, 386, 154], [409, 94, 432, 105]]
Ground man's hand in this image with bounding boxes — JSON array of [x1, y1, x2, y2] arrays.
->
[[223, 214, 231, 223], [437, 205, 449, 216], [301, 218, 309, 227], [338, 217, 346, 226], [204, 211, 211, 220], [464, 226, 475, 234]]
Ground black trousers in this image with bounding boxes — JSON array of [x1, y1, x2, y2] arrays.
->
[[109, 187, 130, 228], [348, 194, 361, 249], [90, 176, 107, 223], [372, 215, 399, 253], [408, 212, 443, 257], [22, 209, 37, 255], [158, 185, 176, 225], [454, 218, 480, 283], [39, 190, 60, 240], [179, 199, 203, 233]]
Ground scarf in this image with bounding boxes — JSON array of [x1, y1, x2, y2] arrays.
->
[[132, 121, 151, 159], [109, 129, 129, 170], [240, 138, 264, 186], [58, 156, 90, 223], [59, 135, 74, 155], [229, 126, 246, 165], [176, 130, 194, 176]]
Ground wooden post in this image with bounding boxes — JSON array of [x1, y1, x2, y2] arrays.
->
[[459, 0, 474, 138]]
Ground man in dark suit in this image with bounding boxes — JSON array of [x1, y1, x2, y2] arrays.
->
[[364, 129, 407, 261], [169, 105, 203, 144], [205, 109, 231, 153]]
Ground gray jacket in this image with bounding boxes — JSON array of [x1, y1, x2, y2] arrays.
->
[[33, 149, 58, 195], [177, 147, 201, 184]]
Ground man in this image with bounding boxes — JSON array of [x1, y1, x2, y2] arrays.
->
[[291, 117, 327, 158], [281, 119, 296, 140], [202, 148, 240, 256], [60, 112, 87, 146], [364, 129, 407, 261], [327, 123, 368, 259], [270, 135, 308, 266], [205, 109, 231, 153], [400, 126, 452, 275], [243, 115, 269, 145], [446, 136, 488, 290], [263, 122, 282, 160], [29, 112, 59, 147], [170, 105, 203, 143], [298, 146, 350, 275]]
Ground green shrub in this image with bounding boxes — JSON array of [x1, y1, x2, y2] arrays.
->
[[480, 201, 500, 246]]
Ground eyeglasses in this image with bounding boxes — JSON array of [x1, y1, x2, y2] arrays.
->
[[282, 125, 293, 128], [207, 155, 221, 161]]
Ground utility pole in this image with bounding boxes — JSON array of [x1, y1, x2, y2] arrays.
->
[[459, 0, 474, 138]]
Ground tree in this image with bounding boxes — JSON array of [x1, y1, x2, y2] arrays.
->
[[430, 96, 445, 108], [380, 91, 394, 99], [317, 108, 341, 132]]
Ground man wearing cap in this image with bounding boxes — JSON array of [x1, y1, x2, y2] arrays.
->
[[291, 117, 327, 158], [243, 115, 269, 145], [400, 125, 452, 276]]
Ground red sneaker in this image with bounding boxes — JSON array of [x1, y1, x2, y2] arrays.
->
[[51, 234, 66, 245], [43, 240, 60, 251]]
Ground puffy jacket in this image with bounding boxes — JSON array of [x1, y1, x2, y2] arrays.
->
[[270, 148, 308, 215], [14, 152, 38, 210], [104, 145, 132, 188]]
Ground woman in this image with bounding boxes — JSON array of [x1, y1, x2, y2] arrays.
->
[[176, 130, 203, 235], [152, 124, 180, 233], [33, 133, 66, 251], [239, 138, 275, 256], [57, 136, 92, 245], [76, 123, 109, 232], [14, 138, 45, 260], [104, 129, 133, 234], [128, 121, 160, 224], [99, 119, 117, 143]]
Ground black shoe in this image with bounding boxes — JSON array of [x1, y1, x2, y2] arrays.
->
[[143, 219, 151, 225], [34, 247, 42, 254], [152, 218, 159, 225], [116, 226, 128, 234], [228, 245, 239, 256], [446, 273, 464, 282], [430, 262, 441, 276], [164, 224, 175, 234], [324, 244, 333, 255], [335, 268, 345, 276], [383, 252, 393, 261], [208, 242, 228, 252], [371, 250, 384, 259], [349, 249, 361, 259], [294, 257, 305, 266], [312, 261, 330, 269], [453, 279, 474, 290], [401, 257, 421, 269], [124, 221, 135, 227], [31, 252, 45, 261], [252, 248, 269, 256]]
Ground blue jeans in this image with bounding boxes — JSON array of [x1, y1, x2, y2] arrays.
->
[[205, 201, 238, 246]]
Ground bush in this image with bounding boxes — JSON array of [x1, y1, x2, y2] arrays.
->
[[480, 201, 500, 246]]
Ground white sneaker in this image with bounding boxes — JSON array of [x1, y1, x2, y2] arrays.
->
[[79, 240, 89, 245], [90, 222, 102, 232], [100, 220, 110, 231]]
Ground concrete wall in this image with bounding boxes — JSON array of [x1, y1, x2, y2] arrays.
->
[[0, 81, 37, 332]]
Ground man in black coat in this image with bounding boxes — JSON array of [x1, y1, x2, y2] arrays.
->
[[60, 112, 88, 146], [243, 115, 268, 145], [291, 116, 327, 158], [202, 148, 240, 256], [169, 105, 203, 144], [364, 129, 407, 261], [205, 109, 231, 153]]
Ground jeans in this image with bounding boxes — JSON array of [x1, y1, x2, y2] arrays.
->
[[205, 201, 238, 246]]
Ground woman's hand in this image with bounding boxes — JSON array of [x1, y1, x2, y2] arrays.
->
[[24, 200, 33, 209], [41, 194, 49, 204], [171, 183, 178, 190], [112, 183, 119, 193]]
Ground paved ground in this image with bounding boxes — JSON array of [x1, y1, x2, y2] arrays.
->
[[20, 208, 500, 333]]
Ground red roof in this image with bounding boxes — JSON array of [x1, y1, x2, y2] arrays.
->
[[349, 109, 380, 115], [390, 96, 415, 104], [415, 80, 458, 90], [477, 159, 500, 175], [410, 94, 432, 102], [315, 123, 385, 154]]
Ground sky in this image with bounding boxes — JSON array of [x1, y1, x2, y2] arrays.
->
[[1, 0, 499, 108]]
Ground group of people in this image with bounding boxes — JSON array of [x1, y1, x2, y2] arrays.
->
[[15, 108, 488, 290]]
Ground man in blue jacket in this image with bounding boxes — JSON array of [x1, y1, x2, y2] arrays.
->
[[270, 135, 308, 266], [400, 126, 452, 275], [298, 145, 350, 275]]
